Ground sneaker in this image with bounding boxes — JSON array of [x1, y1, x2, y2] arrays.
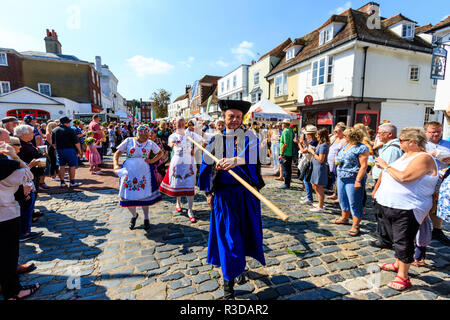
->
[[60, 181, 67, 188], [19, 231, 43, 242], [69, 182, 82, 188], [310, 207, 325, 213], [301, 199, 313, 204], [52, 176, 60, 181]]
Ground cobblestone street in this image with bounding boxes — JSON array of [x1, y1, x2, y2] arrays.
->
[[8, 166, 448, 301]]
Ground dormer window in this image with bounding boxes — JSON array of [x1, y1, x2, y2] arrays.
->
[[286, 47, 295, 61], [402, 23, 414, 38], [319, 26, 333, 46]]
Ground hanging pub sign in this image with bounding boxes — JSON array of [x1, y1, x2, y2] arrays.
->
[[431, 46, 447, 80], [354, 110, 379, 132]]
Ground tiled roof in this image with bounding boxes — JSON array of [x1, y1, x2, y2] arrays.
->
[[174, 93, 189, 103], [20, 51, 87, 63], [283, 38, 307, 51], [381, 13, 417, 28], [199, 75, 221, 84], [426, 15, 450, 33], [415, 24, 434, 34], [258, 38, 292, 62], [266, 9, 431, 78]]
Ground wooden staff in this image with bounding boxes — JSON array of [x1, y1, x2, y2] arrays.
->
[[187, 136, 289, 222]]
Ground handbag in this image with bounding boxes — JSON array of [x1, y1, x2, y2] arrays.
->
[[298, 155, 313, 181]]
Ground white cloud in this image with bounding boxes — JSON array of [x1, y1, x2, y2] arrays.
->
[[179, 56, 195, 68], [329, 1, 352, 15], [127, 55, 174, 77], [231, 41, 255, 62], [216, 59, 231, 67]]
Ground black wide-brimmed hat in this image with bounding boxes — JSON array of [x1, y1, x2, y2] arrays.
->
[[218, 100, 251, 115]]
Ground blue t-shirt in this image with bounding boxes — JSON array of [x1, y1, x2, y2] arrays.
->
[[336, 143, 369, 179]]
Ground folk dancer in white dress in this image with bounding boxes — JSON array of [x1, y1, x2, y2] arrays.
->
[[113, 125, 163, 230], [159, 117, 205, 223]]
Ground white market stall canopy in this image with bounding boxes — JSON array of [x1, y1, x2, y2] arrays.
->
[[248, 99, 300, 121]]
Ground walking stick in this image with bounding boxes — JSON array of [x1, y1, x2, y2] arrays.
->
[[187, 136, 289, 222]]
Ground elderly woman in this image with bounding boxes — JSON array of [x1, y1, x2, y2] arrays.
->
[[0, 143, 40, 300], [15, 125, 45, 241], [333, 127, 369, 236], [159, 118, 204, 223], [372, 127, 439, 291], [113, 125, 164, 231], [327, 123, 347, 201]]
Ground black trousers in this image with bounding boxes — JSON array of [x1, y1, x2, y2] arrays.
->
[[281, 155, 293, 187], [0, 217, 21, 300], [374, 201, 393, 247], [379, 205, 420, 264]]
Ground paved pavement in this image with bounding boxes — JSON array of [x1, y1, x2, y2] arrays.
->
[[5, 160, 450, 300]]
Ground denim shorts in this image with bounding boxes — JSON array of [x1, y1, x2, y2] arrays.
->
[[56, 148, 78, 167]]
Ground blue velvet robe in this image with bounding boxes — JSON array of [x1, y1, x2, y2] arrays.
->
[[198, 130, 266, 281]]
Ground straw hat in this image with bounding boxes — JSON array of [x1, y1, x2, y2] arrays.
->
[[303, 124, 317, 134]]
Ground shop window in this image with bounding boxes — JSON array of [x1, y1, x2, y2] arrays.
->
[[7, 109, 50, 121]]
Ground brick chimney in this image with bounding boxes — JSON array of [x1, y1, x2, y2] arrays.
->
[[44, 29, 62, 54], [357, 2, 380, 15]]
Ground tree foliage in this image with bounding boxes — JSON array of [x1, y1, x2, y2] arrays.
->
[[151, 89, 171, 119]]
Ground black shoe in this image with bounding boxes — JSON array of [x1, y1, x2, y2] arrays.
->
[[32, 211, 44, 218], [370, 240, 392, 250], [223, 280, 235, 300], [19, 231, 43, 242], [432, 229, 450, 246], [143, 219, 150, 231], [129, 214, 138, 230], [236, 272, 247, 285]]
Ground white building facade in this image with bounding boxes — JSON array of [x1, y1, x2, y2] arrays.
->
[[427, 18, 450, 138], [95, 56, 125, 114], [218, 65, 249, 101]]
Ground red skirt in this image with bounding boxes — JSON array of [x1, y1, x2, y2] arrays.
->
[[159, 165, 195, 197]]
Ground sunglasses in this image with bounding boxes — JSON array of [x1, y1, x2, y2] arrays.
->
[[399, 138, 410, 143]]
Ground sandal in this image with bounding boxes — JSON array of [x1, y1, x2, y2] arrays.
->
[[333, 218, 351, 225], [129, 214, 138, 230], [189, 217, 196, 223], [411, 260, 426, 267], [388, 275, 412, 291], [17, 263, 36, 275], [380, 263, 399, 273], [9, 283, 40, 300], [176, 207, 182, 213], [348, 226, 360, 237]]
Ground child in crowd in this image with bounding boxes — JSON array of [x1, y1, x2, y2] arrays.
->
[[85, 135, 102, 174]]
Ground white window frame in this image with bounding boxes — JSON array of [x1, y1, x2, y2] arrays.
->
[[311, 57, 328, 86], [274, 74, 288, 97], [38, 83, 52, 96], [286, 47, 295, 61], [402, 23, 414, 38], [0, 81, 11, 94], [327, 56, 334, 83], [233, 75, 237, 88], [319, 26, 333, 46], [254, 72, 259, 86], [227, 79, 230, 90], [409, 65, 419, 82], [221, 81, 224, 93], [0, 52, 8, 66]]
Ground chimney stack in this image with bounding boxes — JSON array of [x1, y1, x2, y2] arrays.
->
[[44, 29, 62, 54], [95, 56, 102, 73]]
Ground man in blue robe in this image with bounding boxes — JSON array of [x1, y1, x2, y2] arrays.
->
[[198, 100, 266, 300]]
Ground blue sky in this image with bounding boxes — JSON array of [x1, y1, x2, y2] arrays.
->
[[0, 0, 448, 102]]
